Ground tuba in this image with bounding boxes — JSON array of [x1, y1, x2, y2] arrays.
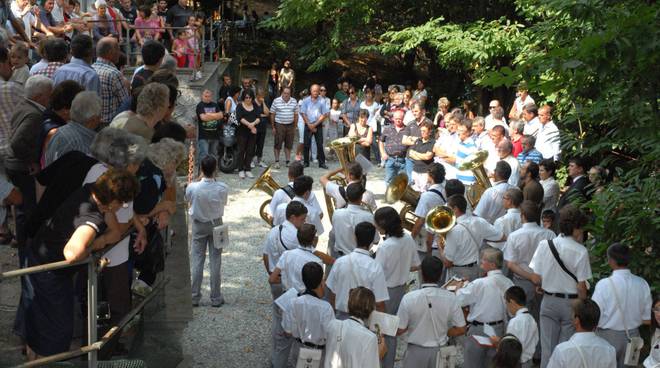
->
[[385, 173, 421, 231], [322, 137, 359, 220], [425, 205, 456, 248], [458, 150, 491, 208], [248, 164, 282, 226]]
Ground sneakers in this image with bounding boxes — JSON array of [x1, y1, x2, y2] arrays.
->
[[196, 70, 202, 80], [319, 164, 329, 169], [259, 161, 268, 168], [246, 171, 254, 179], [285, 160, 290, 167], [273, 161, 280, 169], [132, 279, 152, 297], [238, 171, 246, 179], [251, 161, 256, 168]]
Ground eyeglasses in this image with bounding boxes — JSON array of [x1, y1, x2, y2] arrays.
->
[[489, 106, 497, 109], [349, 91, 356, 95], [320, 89, 326, 92]]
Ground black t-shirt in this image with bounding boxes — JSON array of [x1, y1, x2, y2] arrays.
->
[[217, 84, 232, 109], [133, 159, 166, 215], [119, 5, 137, 37], [411, 138, 436, 172], [31, 184, 107, 265], [131, 68, 154, 90], [196, 101, 221, 139], [235, 103, 262, 133], [166, 4, 192, 28]]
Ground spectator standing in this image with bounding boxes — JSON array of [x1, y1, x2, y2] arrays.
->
[[110, 82, 169, 141], [334, 80, 349, 103], [510, 120, 524, 157], [31, 37, 68, 78], [0, 47, 25, 157], [130, 40, 165, 89], [485, 99, 507, 130], [266, 64, 278, 105], [517, 135, 543, 164], [509, 83, 535, 120], [300, 84, 328, 169], [519, 161, 544, 207], [269, 86, 298, 168], [339, 85, 361, 136], [278, 59, 294, 93], [379, 109, 407, 184], [557, 157, 589, 209], [521, 103, 541, 137], [411, 79, 427, 107], [156, 0, 169, 46], [53, 34, 100, 93], [165, 0, 191, 40], [217, 74, 232, 110], [539, 159, 559, 213], [498, 139, 521, 187], [407, 121, 435, 192], [235, 89, 262, 179], [433, 97, 450, 128], [134, 4, 163, 46], [535, 105, 560, 161], [93, 36, 129, 126], [195, 89, 223, 161], [347, 109, 373, 160], [253, 87, 270, 168]]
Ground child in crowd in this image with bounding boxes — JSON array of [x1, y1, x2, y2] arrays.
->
[[9, 42, 30, 85], [186, 15, 201, 80], [327, 98, 342, 160], [172, 30, 189, 68], [541, 209, 557, 233]]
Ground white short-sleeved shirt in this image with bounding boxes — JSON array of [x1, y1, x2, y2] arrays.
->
[[547, 332, 616, 368], [433, 133, 459, 179], [503, 155, 521, 187], [360, 101, 381, 131], [275, 247, 323, 292], [514, 95, 535, 117], [456, 270, 513, 323], [536, 121, 561, 161], [274, 196, 324, 235], [592, 269, 652, 331], [488, 208, 522, 249], [444, 214, 502, 266], [397, 284, 466, 347], [523, 116, 541, 137], [474, 181, 517, 224], [331, 204, 379, 255], [413, 183, 446, 218], [506, 308, 539, 363], [268, 181, 294, 216], [530, 235, 592, 294], [325, 180, 377, 212], [262, 220, 300, 273], [375, 234, 421, 288], [326, 249, 389, 313], [503, 222, 556, 275], [324, 317, 380, 368], [540, 177, 560, 213], [282, 294, 335, 345]]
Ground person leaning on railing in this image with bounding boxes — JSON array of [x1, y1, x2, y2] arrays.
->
[[16, 168, 139, 360]]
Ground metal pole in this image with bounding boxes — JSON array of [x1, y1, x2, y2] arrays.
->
[[87, 258, 98, 368], [125, 26, 130, 65], [202, 25, 206, 65]]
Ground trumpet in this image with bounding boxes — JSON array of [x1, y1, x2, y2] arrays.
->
[[248, 164, 282, 226], [385, 173, 421, 231]]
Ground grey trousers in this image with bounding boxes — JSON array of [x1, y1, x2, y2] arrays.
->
[[290, 339, 325, 368], [271, 283, 285, 300], [383, 284, 406, 368], [402, 343, 440, 368], [272, 303, 293, 368], [513, 276, 542, 321], [446, 264, 479, 283], [463, 323, 505, 368], [191, 218, 224, 305], [539, 295, 576, 368], [597, 328, 640, 368]]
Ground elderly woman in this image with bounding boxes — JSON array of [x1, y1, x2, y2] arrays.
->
[[19, 169, 139, 360], [110, 82, 169, 141], [92, 0, 119, 42], [510, 120, 524, 157], [340, 86, 362, 136], [433, 97, 450, 128]]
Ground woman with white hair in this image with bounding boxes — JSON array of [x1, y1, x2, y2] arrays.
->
[[110, 82, 169, 141], [92, 0, 119, 41]]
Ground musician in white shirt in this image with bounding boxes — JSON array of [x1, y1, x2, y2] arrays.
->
[[440, 195, 504, 282], [324, 287, 387, 368], [320, 161, 377, 211], [547, 299, 616, 368], [498, 140, 521, 187], [491, 286, 539, 368], [282, 262, 336, 366], [268, 161, 319, 220], [456, 247, 514, 368], [474, 161, 516, 224], [529, 205, 592, 368], [488, 188, 523, 249], [374, 206, 421, 368], [330, 183, 379, 257], [274, 175, 324, 235], [397, 256, 467, 368], [592, 243, 652, 368], [411, 163, 446, 257], [326, 222, 389, 319], [269, 224, 324, 293]]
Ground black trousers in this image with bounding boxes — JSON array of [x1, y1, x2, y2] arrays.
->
[[236, 128, 257, 171], [6, 168, 36, 266], [303, 125, 325, 165], [255, 129, 267, 159]]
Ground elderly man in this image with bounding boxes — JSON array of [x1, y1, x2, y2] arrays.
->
[[519, 160, 544, 207], [498, 139, 520, 187], [31, 37, 68, 78], [165, 0, 191, 39], [521, 103, 541, 137], [379, 109, 408, 184], [485, 99, 507, 130], [402, 101, 432, 181], [53, 34, 99, 93], [270, 86, 298, 168], [45, 92, 101, 165], [0, 47, 25, 157], [300, 84, 329, 169], [483, 125, 506, 173], [5, 75, 52, 259], [517, 135, 543, 165], [93, 37, 129, 127], [536, 105, 560, 161]]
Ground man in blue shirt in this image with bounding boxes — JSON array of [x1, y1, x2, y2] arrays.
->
[[53, 34, 100, 93], [517, 135, 543, 165], [300, 84, 329, 169]]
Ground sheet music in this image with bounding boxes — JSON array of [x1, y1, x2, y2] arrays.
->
[[368, 311, 399, 337]]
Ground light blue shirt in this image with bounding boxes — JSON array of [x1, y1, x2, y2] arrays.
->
[[53, 57, 100, 93], [300, 96, 329, 124]]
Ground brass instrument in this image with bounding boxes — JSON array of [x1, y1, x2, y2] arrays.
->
[[385, 173, 421, 231], [322, 137, 359, 219], [458, 150, 491, 208], [424, 205, 457, 248], [248, 164, 282, 226]]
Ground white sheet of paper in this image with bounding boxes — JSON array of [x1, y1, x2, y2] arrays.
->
[[368, 311, 399, 337], [483, 324, 496, 337], [274, 288, 298, 312], [471, 335, 494, 347]]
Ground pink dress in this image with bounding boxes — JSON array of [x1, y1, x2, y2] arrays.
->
[[173, 38, 189, 67], [134, 16, 162, 41]]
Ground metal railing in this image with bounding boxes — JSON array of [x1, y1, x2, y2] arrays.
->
[[1, 233, 167, 368]]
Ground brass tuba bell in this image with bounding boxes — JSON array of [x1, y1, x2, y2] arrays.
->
[[248, 164, 282, 226], [322, 137, 359, 220], [385, 173, 421, 231], [458, 150, 491, 208], [425, 205, 456, 235]]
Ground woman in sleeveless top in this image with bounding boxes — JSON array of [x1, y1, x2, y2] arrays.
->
[[348, 109, 373, 160]]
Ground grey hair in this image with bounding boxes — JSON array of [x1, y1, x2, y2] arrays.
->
[[96, 37, 116, 58], [512, 120, 525, 135], [91, 128, 147, 168], [522, 134, 536, 146], [482, 247, 503, 268], [147, 138, 185, 170], [472, 116, 485, 127], [160, 53, 177, 72], [137, 82, 169, 118], [24, 75, 53, 99], [499, 139, 514, 154], [70, 91, 101, 123]]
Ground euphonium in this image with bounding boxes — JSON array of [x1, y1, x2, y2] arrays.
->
[[248, 164, 282, 226], [458, 150, 491, 208], [322, 136, 359, 219], [385, 173, 421, 231]]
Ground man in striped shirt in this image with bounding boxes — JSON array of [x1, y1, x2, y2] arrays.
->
[[448, 119, 477, 185], [269, 87, 298, 168]]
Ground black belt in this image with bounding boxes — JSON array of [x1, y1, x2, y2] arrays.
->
[[471, 320, 504, 326], [388, 155, 405, 159], [455, 261, 477, 268], [544, 291, 578, 299], [296, 338, 325, 349]]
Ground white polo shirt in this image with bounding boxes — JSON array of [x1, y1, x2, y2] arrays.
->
[[413, 183, 447, 218], [536, 121, 561, 161], [457, 269, 513, 323], [523, 116, 541, 137], [444, 214, 502, 267], [331, 204, 379, 255], [474, 181, 516, 224], [274, 196, 324, 235], [592, 269, 652, 331], [397, 284, 466, 347], [503, 155, 521, 187], [268, 181, 294, 216], [547, 332, 616, 368], [262, 220, 300, 273], [375, 234, 421, 288], [325, 180, 377, 211], [276, 247, 323, 292], [324, 318, 380, 368], [282, 294, 335, 345], [530, 235, 592, 294], [326, 249, 389, 313], [506, 308, 539, 363], [488, 208, 522, 249], [503, 222, 555, 277]]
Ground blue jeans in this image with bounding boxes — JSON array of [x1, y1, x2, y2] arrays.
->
[[405, 157, 414, 182], [384, 157, 406, 184], [198, 139, 219, 162]]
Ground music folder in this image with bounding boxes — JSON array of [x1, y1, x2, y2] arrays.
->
[[368, 311, 399, 337]]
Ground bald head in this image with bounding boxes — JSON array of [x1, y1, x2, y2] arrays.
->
[[310, 84, 320, 98], [97, 36, 119, 62]]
